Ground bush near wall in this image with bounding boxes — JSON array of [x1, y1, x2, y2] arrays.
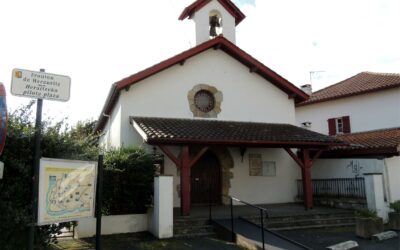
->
[[0, 103, 156, 248], [102, 147, 156, 215], [0, 102, 99, 249]]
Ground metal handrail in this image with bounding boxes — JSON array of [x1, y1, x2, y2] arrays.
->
[[209, 194, 268, 250], [231, 196, 269, 216]]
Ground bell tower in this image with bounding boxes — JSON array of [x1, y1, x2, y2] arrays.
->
[[179, 0, 245, 45]]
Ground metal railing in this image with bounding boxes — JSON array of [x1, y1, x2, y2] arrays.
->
[[209, 195, 268, 250], [297, 178, 366, 199]]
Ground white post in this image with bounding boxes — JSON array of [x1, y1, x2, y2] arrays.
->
[[364, 173, 388, 222], [152, 176, 173, 238]]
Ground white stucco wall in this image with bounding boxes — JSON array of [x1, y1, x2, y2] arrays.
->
[[99, 100, 122, 149], [193, 0, 236, 44], [74, 214, 147, 238], [296, 88, 400, 134], [311, 159, 384, 179], [119, 48, 296, 146], [229, 148, 301, 204], [161, 146, 182, 208], [385, 156, 400, 202]]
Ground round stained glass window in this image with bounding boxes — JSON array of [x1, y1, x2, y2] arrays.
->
[[194, 90, 215, 113]]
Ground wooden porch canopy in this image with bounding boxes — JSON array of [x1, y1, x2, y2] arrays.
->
[[130, 116, 346, 216]]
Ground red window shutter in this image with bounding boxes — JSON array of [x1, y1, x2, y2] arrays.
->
[[343, 116, 351, 133], [328, 118, 336, 135]]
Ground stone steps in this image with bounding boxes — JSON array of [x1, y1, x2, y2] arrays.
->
[[174, 211, 356, 236], [174, 218, 215, 237], [242, 212, 355, 231]]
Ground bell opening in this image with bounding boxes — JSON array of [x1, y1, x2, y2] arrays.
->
[[209, 10, 222, 38]]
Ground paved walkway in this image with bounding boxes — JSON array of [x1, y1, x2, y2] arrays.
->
[[215, 218, 311, 249], [279, 226, 400, 250], [50, 233, 243, 250], [51, 227, 400, 250]]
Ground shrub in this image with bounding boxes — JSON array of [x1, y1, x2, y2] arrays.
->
[[0, 102, 99, 249], [355, 208, 378, 219], [389, 200, 400, 213], [102, 147, 156, 215]]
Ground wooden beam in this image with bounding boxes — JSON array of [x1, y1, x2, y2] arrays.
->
[[249, 66, 258, 73], [159, 145, 181, 169], [284, 148, 304, 168], [188, 146, 209, 168], [311, 149, 323, 164], [179, 60, 186, 66], [213, 44, 221, 50]]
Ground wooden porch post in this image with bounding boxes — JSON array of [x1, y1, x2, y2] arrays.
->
[[301, 149, 313, 209], [181, 146, 191, 216], [158, 145, 208, 216], [284, 148, 323, 210]]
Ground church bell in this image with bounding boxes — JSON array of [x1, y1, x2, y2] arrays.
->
[[209, 15, 221, 37]]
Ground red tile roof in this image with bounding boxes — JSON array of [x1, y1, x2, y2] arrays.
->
[[130, 116, 344, 148], [94, 36, 308, 132], [323, 127, 400, 157], [179, 0, 246, 25], [297, 72, 400, 107]]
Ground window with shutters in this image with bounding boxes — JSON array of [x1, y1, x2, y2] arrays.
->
[[336, 118, 343, 134], [328, 116, 351, 135]]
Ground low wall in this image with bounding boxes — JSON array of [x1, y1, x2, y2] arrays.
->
[[74, 214, 148, 238]]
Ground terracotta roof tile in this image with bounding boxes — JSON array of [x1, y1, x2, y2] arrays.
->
[[130, 116, 344, 147], [325, 127, 400, 157], [298, 72, 400, 106]]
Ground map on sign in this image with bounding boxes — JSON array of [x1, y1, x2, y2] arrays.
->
[[38, 158, 97, 225]]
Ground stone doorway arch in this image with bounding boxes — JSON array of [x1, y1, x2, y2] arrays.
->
[[191, 146, 234, 205]]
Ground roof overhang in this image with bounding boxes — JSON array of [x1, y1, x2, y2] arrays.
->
[[297, 72, 400, 107], [320, 127, 400, 159], [130, 116, 345, 149]]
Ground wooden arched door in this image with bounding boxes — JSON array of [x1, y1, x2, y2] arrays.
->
[[190, 151, 221, 205]]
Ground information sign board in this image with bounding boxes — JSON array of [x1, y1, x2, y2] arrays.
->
[[38, 158, 97, 225]]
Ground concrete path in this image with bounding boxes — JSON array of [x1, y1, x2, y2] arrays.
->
[[215, 218, 311, 249], [50, 232, 244, 250], [278, 226, 400, 250]]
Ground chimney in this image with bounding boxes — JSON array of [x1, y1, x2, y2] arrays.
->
[[301, 84, 312, 95]]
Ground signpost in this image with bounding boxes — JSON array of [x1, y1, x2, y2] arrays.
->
[[11, 68, 71, 102], [11, 68, 71, 250]]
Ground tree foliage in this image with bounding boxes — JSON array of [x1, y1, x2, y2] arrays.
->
[[0, 102, 156, 249], [0, 101, 99, 249]]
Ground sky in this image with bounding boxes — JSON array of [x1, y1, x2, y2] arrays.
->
[[0, 0, 399, 125]]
